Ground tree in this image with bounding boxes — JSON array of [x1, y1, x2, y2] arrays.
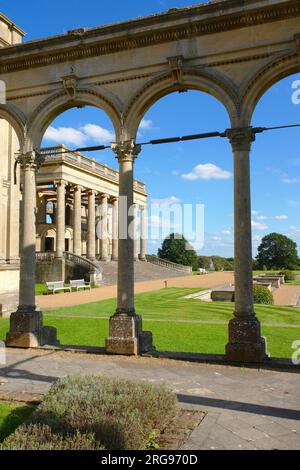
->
[[256, 233, 299, 270], [158, 233, 198, 270], [198, 256, 211, 270]]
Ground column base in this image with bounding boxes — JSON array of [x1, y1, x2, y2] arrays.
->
[[225, 317, 268, 363], [6, 307, 59, 348], [106, 313, 153, 356]]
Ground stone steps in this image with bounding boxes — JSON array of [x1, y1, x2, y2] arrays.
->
[[98, 260, 190, 286]]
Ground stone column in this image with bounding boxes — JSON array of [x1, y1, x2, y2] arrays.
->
[[100, 194, 109, 262], [225, 127, 267, 363], [111, 197, 118, 261], [55, 180, 67, 258], [106, 140, 153, 355], [6, 151, 58, 348], [87, 190, 96, 261], [133, 203, 139, 261], [73, 185, 82, 257], [140, 205, 147, 261]]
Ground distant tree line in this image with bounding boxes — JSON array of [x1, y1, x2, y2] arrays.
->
[[157, 232, 300, 272]]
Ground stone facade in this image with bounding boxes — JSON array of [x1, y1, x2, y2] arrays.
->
[[0, 14, 24, 318], [0, 1, 299, 359], [35, 146, 147, 265]]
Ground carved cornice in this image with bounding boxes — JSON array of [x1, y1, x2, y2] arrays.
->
[[0, 1, 300, 73], [111, 140, 141, 162]]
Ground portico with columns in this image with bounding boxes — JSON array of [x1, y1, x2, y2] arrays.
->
[[1, 1, 299, 359], [35, 146, 148, 267]]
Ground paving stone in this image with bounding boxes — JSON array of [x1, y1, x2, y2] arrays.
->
[[254, 420, 299, 438], [275, 432, 300, 449], [2, 349, 300, 450]]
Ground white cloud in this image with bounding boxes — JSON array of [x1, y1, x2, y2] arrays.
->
[[252, 220, 268, 231], [44, 126, 87, 146], [181, 163, 232, 181], [256, 215, 267, 220], [151, 196, 181, 206], [139, 118, 154, 131], [80, 124, 114, 143], [44, 123, 115, 147], [221, 230, 231, 236], [275, 215, 288, 220], [282, 177, 300, 184], [211, 236, 222, 241], [251, 210, 260, 216]]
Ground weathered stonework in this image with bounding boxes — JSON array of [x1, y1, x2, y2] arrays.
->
[[6, 309, 58, 348], [106, 314, 153, 355], [0, 1, 299, 360], [226, 318, 267, 363]]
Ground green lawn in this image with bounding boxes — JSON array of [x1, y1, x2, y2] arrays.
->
[[1, 288, 299, 359], [0, 401, 36, 442]]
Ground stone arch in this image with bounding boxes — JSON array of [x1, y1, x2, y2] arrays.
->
[[123, 69, 239, 139], [0, 103, 26, 149], [38, 226, 73, 251], [240, 52, 300, 126], [26, 87, 123, 150]]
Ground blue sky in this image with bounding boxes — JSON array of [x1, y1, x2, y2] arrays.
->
[[2, 1, 300, 257]]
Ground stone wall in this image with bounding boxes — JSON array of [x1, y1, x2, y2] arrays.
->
[[0, 266, 19, 317], [36, 258, 65, 283]]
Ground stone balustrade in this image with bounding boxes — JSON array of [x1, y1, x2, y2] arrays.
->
[[146, 255, 193, 273]]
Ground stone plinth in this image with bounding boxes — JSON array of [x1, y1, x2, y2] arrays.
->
[[211, 290, 234, 302], [106, 314, 153, 355], [6, 308, 59, 348], [225, 318, 268, 363]]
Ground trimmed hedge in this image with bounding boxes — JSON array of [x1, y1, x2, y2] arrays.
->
[[253, 285, 274, 305], [1, 375, 177, 450], [279, 270, 296, 282]]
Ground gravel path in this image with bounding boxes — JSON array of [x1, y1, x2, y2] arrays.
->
[[273, 285, 300, 307], [38, 272, 235, 310]]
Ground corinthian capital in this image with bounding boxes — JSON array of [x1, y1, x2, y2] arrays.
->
[[111, 139, 141, 162], [16, 151, 44, 171], [225, 127, 256, 152]]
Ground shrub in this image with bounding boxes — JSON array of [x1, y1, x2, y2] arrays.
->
[[1, 375, 177, 451], [1, 424, 103, 450], [279, 270, 296, 282], [253, 285, 274, 305]]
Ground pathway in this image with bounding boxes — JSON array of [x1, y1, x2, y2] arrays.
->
[[0, 349, 299, 450], [273, 284, 300, 307], [38, 272, 234, 310], [37, 271, 300, 310]]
